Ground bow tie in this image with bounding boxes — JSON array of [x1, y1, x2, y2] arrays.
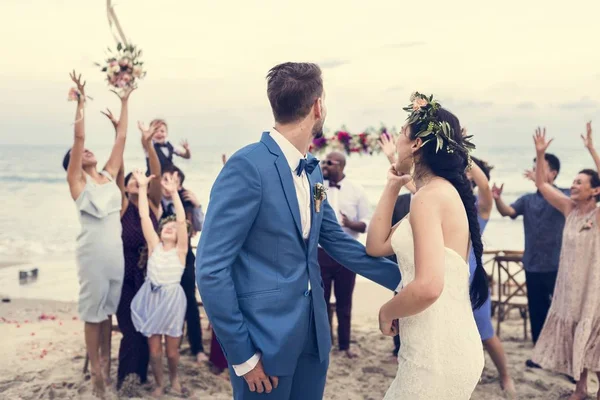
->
[[328, 182, 341, 189], [155, 142, 169, 148], [295, 158, 319, 176]]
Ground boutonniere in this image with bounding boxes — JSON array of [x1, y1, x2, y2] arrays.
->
[[313, 183, 327, 213], [580, 219, 594, 232]]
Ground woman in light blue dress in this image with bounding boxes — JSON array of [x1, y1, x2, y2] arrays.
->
[[468, 156, 516, 397], [63, 71, 134, 397], [129, 170, 188, 398]]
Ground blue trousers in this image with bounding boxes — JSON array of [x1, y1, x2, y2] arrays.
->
[[229, 299, 329, 400]]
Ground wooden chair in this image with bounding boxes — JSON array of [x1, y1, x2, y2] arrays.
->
[[489, 251, 529, 339]]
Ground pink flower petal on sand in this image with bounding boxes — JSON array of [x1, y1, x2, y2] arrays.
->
[[31, 332, 35, 336]]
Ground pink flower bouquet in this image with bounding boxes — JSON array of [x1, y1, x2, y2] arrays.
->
[[96, 42, 145, 91]]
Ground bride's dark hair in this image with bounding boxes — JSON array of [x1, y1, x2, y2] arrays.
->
[[408, 105, 489, 310]]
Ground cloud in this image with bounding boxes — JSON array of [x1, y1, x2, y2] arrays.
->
[[557, 97, 598, 110], [516, 101, 537, 110], [383, 41, 426, 49], [319, 59, 351, 69]]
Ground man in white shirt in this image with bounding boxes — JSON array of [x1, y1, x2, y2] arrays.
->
[[319, 151, 369, 358]]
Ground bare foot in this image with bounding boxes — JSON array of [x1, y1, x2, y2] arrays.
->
[[150, 386, 165, 398], [500, 376, 516, 399], [567, 391, 588, 400], [91, 373, 106, 399], [169, 378, 190, 398], [343, 348, 359, 359], [196, 352, 209, 363]]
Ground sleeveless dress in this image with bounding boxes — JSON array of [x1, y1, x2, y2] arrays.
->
[[384, 216, 484, 400], [131, 243, 187, 337], [532, 207, 600, 381], [75, 171, 124, 323], [469, 215, 494, 341], [116, 202, 158, 386]]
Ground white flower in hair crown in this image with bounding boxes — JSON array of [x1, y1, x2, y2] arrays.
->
[[313, 183, 327, 213]]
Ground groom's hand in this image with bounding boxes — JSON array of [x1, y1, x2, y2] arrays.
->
[[243, 360, 279, 393]]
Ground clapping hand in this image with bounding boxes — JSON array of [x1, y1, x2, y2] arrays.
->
[[581, 121, 593, 149], [100, 108, 118, 129], [491, 183, 504, 200], [132, 169, 154, 188], [533, 127, 553, 154]]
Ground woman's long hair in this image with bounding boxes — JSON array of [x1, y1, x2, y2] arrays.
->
[[409, 108, 489, 309]]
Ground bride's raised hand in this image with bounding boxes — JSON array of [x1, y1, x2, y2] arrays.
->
[[388, 164, 412, 188]]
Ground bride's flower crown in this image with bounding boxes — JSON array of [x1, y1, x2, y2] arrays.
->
[[403, 92, 475, 158]]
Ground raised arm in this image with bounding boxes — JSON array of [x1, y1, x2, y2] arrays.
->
[[366, 165, 412, 257], [582, 121, 600, 173], [470, 159, 493, 219], [132, 170, 160, 250], [378, 188, 445, 335], [103, 87, 135, 178], [491, 183, 517, 218], [139, 121, 163, 208], [174, 139, 191, 159], [534, 128, 573, 216], [162, 172, 189, 258], [66, 71, 87, 201], [195, 154, 261, 366], [101, 108, 128, 212]]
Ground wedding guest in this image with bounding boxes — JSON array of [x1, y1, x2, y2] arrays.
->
[[160, 166, 207, 363], [130, 170, 189, 398], [110, 119, 162, 389], [531, 125, 600, 400], [467, 154, 515, 396], [63, 71, 133, 397], [492, 149, 568, 353], [145, 118, 191, 173], [319, 151, 370, 358]]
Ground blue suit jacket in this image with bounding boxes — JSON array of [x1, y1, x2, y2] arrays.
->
[[196, 132, 401, 376]]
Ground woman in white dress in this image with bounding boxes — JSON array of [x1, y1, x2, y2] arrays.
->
[[366, 92, 487, 399]]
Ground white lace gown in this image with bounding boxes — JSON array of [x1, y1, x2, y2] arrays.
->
[[384, 217, 484, 400]]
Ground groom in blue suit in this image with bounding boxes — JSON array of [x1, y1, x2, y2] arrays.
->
[[196, 62, 400, 400]]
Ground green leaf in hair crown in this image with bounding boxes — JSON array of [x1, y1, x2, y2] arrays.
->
[[403, 92, 475, 155]]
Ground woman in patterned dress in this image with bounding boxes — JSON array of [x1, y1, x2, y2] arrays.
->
[[531, 124, 600, 400]]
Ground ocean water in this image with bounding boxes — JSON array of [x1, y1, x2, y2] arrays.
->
[[0, 142, 589, 264]]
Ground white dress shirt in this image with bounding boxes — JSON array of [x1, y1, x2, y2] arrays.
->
[[324, 179, 370, 239], [232, 128, 312, 377]]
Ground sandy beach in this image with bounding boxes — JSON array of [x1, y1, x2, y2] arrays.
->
[[1, 276, 597, 400]]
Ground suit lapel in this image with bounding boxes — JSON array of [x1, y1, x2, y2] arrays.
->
[[275, 157, 304, 240], [262, 132, 304, 241]]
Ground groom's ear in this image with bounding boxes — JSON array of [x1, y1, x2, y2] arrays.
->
[[313, 97, 323, 120]]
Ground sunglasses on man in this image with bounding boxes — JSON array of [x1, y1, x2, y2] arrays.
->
[[320, 160, 340, 166]]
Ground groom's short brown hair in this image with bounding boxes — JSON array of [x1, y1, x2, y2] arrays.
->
[[266, 62, 323, 124]]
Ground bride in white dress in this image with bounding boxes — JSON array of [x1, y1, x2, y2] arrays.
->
[[366, 93, 487, 399]]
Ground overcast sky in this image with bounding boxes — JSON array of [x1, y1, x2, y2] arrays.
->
[[0, 0, 598, 151]]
